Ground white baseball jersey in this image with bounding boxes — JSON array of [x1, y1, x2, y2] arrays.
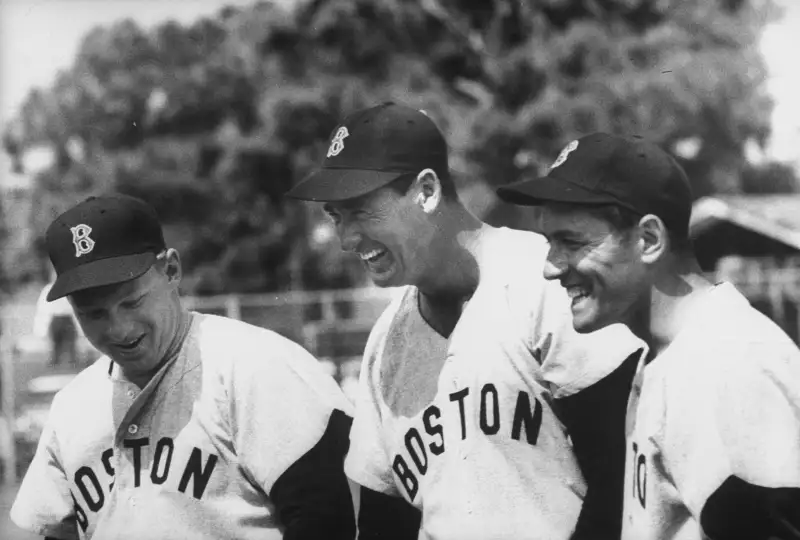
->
[[623, 282, 800, 539], [11, 312, 355, 540], [345, 227, 643, 540]]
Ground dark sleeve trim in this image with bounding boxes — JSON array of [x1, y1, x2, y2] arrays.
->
[[358, 486, 422, 540], [554, 350, 640, 540], [700, 476, 800, 540], [270, 408, 356, 540]]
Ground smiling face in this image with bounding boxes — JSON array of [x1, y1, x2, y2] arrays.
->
[[69, 250, 183, 382], [322, 173, 439, 288], [538, 203, 650, 333]]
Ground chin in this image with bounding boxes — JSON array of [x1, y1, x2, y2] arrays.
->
[[369, 270, 402, 288], [573, 319, 595, 334], [572, 308, 608, 334]]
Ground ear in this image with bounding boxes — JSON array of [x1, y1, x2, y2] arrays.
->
[[162, 248, 183, 285], [411, 168, 442, 214], [638, 214, 669, 265]]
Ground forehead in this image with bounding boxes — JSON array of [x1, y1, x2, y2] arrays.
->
[[323, 186, 398, 213], [70, 268, 156, 309], [538, 203, 611, 234]]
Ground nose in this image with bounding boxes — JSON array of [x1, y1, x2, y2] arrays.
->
[[543, 245, 568, 281], [104, 309, 137, 343], [337, 220, 362, 253]]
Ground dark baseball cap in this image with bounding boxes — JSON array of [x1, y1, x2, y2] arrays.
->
[[285, 102, 449, 202], [496, 133, 693, 235], [45, 194, 166, 301]]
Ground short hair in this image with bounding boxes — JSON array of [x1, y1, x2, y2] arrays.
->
[[587, 204, 694, 254], [387, 169, 458, 199], [587, 205, 643, 232]]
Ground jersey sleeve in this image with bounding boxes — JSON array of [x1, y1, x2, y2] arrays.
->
[[10, 395, 79, 540], [512, 268, 644, 398], [344, 300, 402, 496], [664, 338, 800, 537], [228, 333, 356, 539]]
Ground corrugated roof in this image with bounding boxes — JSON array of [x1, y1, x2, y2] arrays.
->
[[690, 195, 800, 250]]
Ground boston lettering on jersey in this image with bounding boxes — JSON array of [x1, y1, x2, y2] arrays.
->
[[70, 436, 219, 532], [631, 441, 647, 509], [393, 383, 544, 500]]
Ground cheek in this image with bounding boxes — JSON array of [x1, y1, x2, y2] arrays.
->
[[150, 299, 176, 338], [365, 219, 402, 249], [585, 242, 638, 278], [77, 319, 111, 349], [78, 321, 100, 341], [394, 227, 428, 265]]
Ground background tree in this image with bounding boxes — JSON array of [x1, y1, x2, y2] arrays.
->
[[2, 0, 790, 295]]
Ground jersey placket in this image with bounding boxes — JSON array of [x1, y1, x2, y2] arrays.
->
[[111, 360, 175, 509]]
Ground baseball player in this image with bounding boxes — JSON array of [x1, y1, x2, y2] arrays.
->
[[286, 102, 643, 540], [497, 133, 800, 539], [10, 194, 357, 540]]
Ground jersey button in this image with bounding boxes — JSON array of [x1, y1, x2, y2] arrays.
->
[[127, 390, 136, 399], [128, 424, 139, 435]]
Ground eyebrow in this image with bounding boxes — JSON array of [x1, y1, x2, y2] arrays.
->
[[72, 280, 150, 310], [546, 230, 584, 242], [324, 199, 368, 213]]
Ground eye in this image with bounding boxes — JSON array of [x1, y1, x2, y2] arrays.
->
[[123, 295, 145, 309], [558, 238, 584, 250], [81, 309, 105, 321], [323, 208, 341, 225]]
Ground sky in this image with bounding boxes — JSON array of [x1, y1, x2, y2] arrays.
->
[[0, 0, 266, 120], [761, 0, 800, 163], [1, 0, 798, 164]]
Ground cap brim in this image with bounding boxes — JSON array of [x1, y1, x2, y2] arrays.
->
[[286, 168, 408, 202], [47, 252, 157, 301], [496, 177, 620, 207]]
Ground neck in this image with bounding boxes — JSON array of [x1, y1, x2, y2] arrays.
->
[[163, 307, 193, 361], [417, 206, 490, 300], [629, 257, 713, 356]]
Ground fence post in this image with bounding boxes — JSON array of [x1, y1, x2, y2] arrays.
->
[[225, 295, 242, 321], [321, 292, 337, 322], [0, 337, 17, 485]]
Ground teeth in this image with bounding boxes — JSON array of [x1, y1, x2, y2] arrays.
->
[[566, 287, 588, 300], [121, 337, 142, 348], [359, 249, 384, 261]]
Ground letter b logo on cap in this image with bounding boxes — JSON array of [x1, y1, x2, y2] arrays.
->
[[327, 127, 349, 158], [71, 224, 95, 257], [550, 140, 579, 171]]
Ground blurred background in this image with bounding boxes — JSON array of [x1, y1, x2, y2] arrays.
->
[[0, 0, 798, 537]]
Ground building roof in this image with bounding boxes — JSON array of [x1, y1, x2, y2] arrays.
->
[[690, 194, 800, 251]]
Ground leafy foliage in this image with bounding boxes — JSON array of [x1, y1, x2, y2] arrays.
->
[[1, 0, 789, 294]]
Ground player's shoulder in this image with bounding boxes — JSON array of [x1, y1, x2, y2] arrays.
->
[[674, 283, 800, 381], [193, 311, 308, 358], [43, 357, 115, 416], [482, 227, 560, 323], [705, 283, 796, 351], [191, 312, 313, 377], [488, 226, 549, 269], [191, 312, 346, 397], [484, 227, 550, 290]]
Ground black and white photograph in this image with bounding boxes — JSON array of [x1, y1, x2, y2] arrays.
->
[[0, 0, 799, 538]]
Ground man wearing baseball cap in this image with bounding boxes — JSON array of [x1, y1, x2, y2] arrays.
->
[[288, 103, 642, 539], [497, 133, 800, 539], [11, 194, 358, 539]]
